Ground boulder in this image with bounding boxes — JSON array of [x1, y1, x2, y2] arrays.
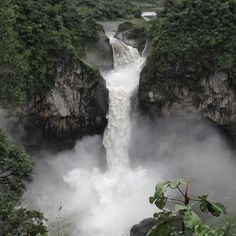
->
[[130, 217, 183, 236], [130, 218, 156, 236]]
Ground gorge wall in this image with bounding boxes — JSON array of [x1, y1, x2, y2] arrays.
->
[[112, 21, 236, 139], [84, 23, 114, 71], [139, 71, 236, 138], [136, 0, 236, 140], [23, 57, 109, 145], [20, 22, 113, 146], [114, 21, 150, 54]]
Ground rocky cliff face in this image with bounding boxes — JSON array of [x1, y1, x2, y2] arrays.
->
[[84, 23, 114, 71], [139, 71, 236, 137], [20, 21, 112, 147], [23, 57, 108, 144], [114, 21, 149, 54]]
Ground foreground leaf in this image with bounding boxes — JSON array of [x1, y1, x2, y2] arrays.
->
[[147, 222, 174, 236], [170, 178, 186, 189]]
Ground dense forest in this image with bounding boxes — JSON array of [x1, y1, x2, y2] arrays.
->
[[75, 0, 158, 20], [0, 0, 102, 107], [0, 0, 158, 108], [1, 0, 236, 235], [140, 0, 236, 107], [0, 129, 47, 234]]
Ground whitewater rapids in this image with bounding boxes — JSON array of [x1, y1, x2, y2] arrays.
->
[[24, 36, 160, 236], [23, 26, 236, 236]]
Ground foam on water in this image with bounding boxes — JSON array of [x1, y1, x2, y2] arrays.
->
[[103, 37, 145, 168], [24, 36, 161, 236]]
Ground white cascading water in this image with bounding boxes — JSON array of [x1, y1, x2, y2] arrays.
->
[[60, 37, 157, 236], [23, 25, 236, 236], [24, 34, 159, 236], [103, 37, 143, 168]]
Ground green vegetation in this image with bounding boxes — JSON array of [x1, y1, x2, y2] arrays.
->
[[117, 20, 151, 41], [148, 179, 235, 236], [0, 129, 47, 235], [0, 0, 105, 108], [4, 0, 235, 108], [0, 0, 26, 107], [75, 0, 159, 20], [13, 0, 102, 97], [0, 0, 159, 108], [140, 0, 236, 104], [115, 20, 151, 53]]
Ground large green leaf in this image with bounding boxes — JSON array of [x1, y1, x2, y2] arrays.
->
[[182, 209, 202, 230], [199, 194, 226, 217], [174, 204, 189, 212], [149, 196, 156, 204], [169, 178, 186, 189], [154, 181, 171, 198], [155, 196, 168, 210], [199, 200, 209, 213], [214, 202, 226, 215], [198, 194, 209, 201], [199, 198, 226, 217], [150, 181, 171, 208], [206, 201, 226, 217], [147, 222, 174, 236], [175, 205, 202, 231]]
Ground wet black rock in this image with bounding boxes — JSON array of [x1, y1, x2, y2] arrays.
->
[[130, 218, 156, 236]]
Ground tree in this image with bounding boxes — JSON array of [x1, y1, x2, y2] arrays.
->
[[1, 208, 47, 236], [0, 0, 26, 107], [0, 129, 47, 235], [140, 0, 236, 106], [148, 179, 234, 236], [0, 129, 33, 205]]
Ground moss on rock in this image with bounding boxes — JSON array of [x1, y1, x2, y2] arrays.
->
[[115, 20, 150, 53]]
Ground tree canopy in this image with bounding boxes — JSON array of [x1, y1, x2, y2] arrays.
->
[[0, 0, 26, 107], [142, 0, 236, 98], [0, 0, 106, 107], [0, 129, 47, 235]]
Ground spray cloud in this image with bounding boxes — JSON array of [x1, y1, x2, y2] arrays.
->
[[24, 32, 236, 236]]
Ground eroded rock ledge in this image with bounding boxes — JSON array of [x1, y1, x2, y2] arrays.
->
[[139, 72, 236, 138], [84, 23, 114, 71], [23, 57, 108, 145], [114, 21, 149, 54]]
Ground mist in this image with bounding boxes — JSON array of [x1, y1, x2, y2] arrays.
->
[[23, 29, 236, 236], [23, 135, 159, 236], [23, 115, 236, 235], [130, 115, 236, 206]]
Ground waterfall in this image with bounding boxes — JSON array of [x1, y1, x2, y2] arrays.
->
[[109, 37, 140, 68], [23, 24, 236, 236], [142, 39, 149, 57], [102, 37, 145, 169], [24, 31, 157, 236]]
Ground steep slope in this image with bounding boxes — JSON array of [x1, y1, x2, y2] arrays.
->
[[139, 0, 236, 137], [114, 21, 150, 54], [0, 0, 112, 144], [23, 57, 108, 144]]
